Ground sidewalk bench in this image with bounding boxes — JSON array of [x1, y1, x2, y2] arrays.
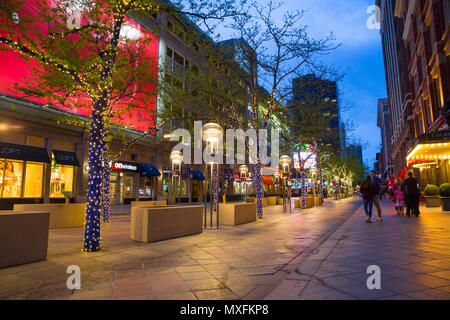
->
[[219, 203, 257, 225], [0, 211, 49, 268], [130, 206, 203, 243]]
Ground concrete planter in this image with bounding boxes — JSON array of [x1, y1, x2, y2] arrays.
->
[[130, 206, 203, 243], [313, 196, 323, 206], [266, 196, 278, 206], [0, 211, 49, 268], [131, 200, 167, 207], [441, 197, 450, 211], [295, 197, 314, 209], [425, 196, 441, 208], [13, 203, 86, 229], [219, 203, 257, 225]]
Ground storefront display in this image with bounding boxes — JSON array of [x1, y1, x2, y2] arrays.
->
[[50, 161, 74, 198]]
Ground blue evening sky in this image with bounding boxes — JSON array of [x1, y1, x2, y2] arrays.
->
[[208, 0, 387, 168], [292, 0, 387, 169]]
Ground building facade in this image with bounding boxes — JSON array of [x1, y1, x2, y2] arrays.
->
[[377, 98, 394, 178], [378, 0, 415, 178], [395, 0, 450, 187], [291, 74, 342, 153]]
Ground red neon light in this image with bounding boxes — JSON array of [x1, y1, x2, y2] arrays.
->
[[0, 1, 158, 132]]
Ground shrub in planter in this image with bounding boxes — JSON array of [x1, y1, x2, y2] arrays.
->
[[424, 185, 441, 207], [439, 183, 450, 211]]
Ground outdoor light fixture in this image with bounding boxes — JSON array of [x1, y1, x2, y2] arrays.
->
[[239, 165, 249, 180], [279, 155, 292, 213], [239, 165, 249, 202], [170, 151, 183, 204], [202, 122, 223, 161], [170, 150, 183, 177], [280, 155, 292, 173], [202, 123, 223, 229]]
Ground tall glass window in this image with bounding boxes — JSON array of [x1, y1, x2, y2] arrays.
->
[[50, 158, 74, 198], [24, 162, 44, 197], [0, 159, 24, 198]]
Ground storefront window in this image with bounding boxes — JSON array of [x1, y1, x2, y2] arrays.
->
[[124, 175, 134, 198], [50, 160, 74, 198], [0, 159, 23, 198], [24, 162, 44, 197]]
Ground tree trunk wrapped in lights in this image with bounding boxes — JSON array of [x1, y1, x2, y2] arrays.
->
[[254, 161, 264, 219], [317, 151, 324, 200], [83, 104, 105, 252], [213, 163, 218, 211], [101, 143, 111, 223]]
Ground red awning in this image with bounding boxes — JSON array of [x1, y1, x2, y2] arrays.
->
[[262, 176, 274, 185]]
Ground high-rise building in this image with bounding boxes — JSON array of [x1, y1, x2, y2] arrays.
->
[[342, 145, 364, 165], [395, 0, 450, 187], [377, 0, 414, 177], [377, 98, 394, 178], [290, 74, 342, 153]]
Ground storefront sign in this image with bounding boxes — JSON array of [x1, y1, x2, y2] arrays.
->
[[112, 161, 139, 172], [53, 150, 80, 166], [0, 142, 50, 163], [418, 130, 450, 143]]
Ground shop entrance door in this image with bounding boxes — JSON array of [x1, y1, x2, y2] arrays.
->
[[110, 172, 119, 206]]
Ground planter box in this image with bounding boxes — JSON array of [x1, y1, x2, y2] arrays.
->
[[266, 196, 278, 206], [131, 200, 167, 207], [0, 211, 49, 268], [14, 203, 86, 229], [130, 206, 203, 243], [313, 196, 323, 206], [425, 196, 441, 208], [295, 197, 314, 209], [219, 203, 257, 225], [441, 197, 450, 211]]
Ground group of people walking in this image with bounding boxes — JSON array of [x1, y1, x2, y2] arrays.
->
[[360, 171, 420, 223], [390, 172, 421, 217]]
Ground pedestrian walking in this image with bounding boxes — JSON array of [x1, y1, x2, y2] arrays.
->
[[402, 172, 420, 217], [360, 176, 376, 223], [370, 170, 383, 222], [394, 183, 406, 215]]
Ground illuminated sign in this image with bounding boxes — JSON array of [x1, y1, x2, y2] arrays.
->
[[112, 161, 139, 172]]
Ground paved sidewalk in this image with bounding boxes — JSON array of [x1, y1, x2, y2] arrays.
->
[[266, 199, 450, 300], [0, 198, 360, 300]]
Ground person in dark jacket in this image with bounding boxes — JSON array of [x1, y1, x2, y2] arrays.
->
[[360, 176, 376, 223], [402, 172, 420, 217]]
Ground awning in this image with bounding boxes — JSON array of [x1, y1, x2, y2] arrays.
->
[[262, 176, 274, 185], [0, 142, 50, 163], [52, 150, 80, 166], [140, 164, 161, 176], [406, 138, 450, 167], [192, 170, 205, 180]]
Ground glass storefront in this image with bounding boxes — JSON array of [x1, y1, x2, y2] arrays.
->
[[0, 159, 43, 198], [50, 156, 74, 198], [110, 171, 135, 205]]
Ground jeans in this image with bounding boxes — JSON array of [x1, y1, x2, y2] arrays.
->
[[364, 200, 374, 218]]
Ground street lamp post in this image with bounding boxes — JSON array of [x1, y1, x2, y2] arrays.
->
[[239, 165, 249, 202], [170, 150, 183, 205], [280, 155, 292, 213], [202, 123, 223, 228]]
